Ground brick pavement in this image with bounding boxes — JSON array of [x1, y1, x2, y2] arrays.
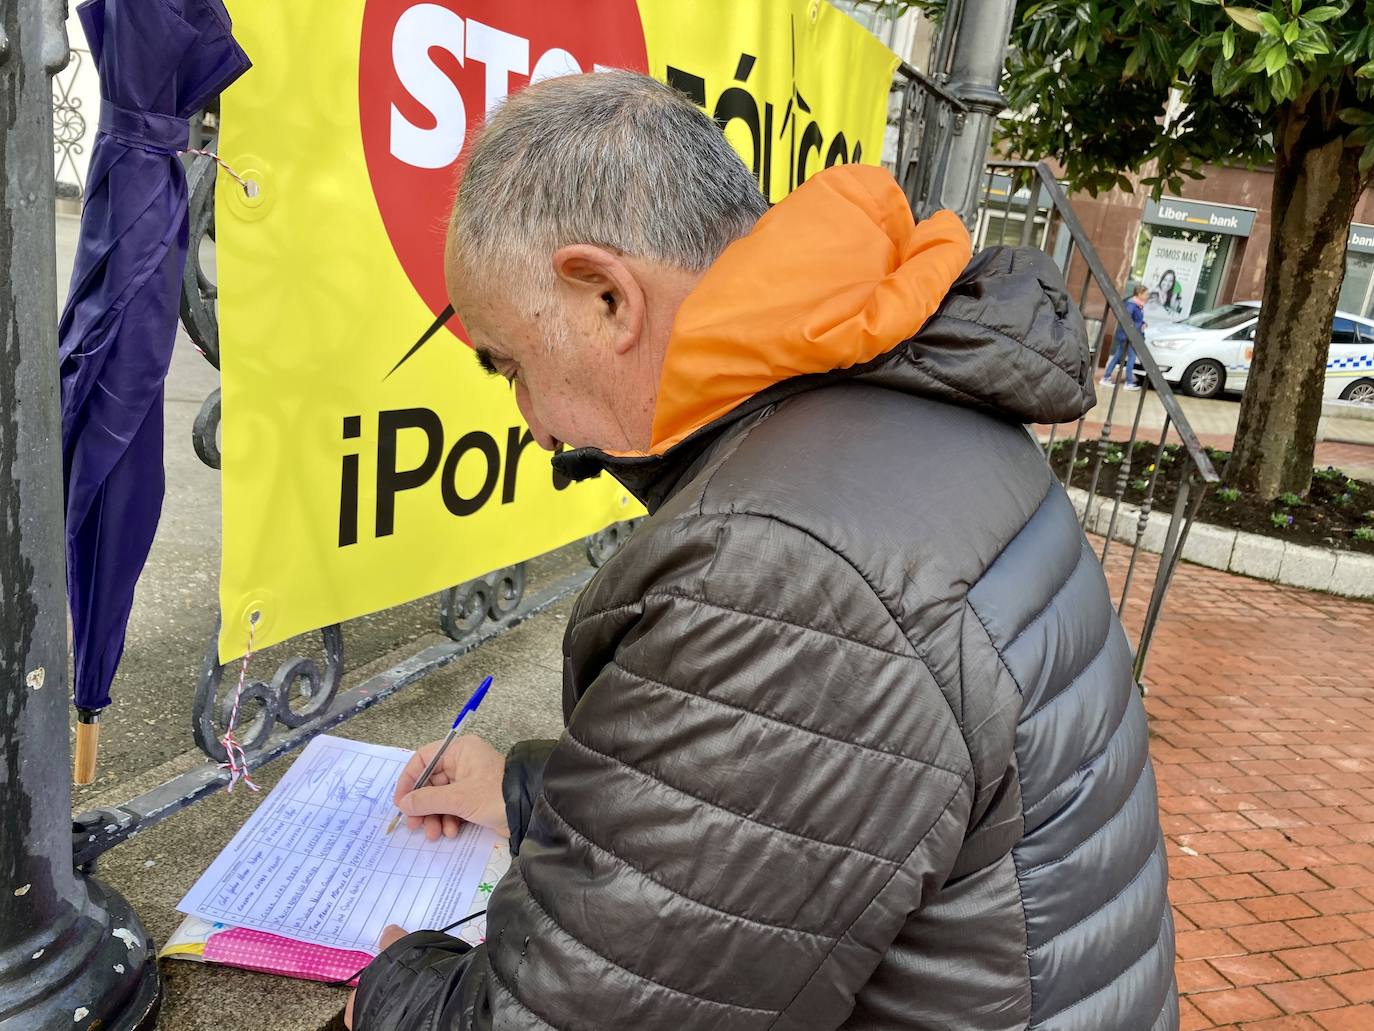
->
[[1110, 547, 1374, 1029]]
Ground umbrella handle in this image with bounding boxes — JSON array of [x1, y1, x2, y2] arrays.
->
[[74, 709, 100, 785]]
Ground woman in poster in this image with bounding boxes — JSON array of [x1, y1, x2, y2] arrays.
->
[[1155, 269, 1182, 314]]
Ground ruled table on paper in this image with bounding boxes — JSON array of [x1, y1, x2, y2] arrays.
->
[[178, 735, 498, 954]]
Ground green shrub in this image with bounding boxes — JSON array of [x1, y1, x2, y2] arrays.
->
[[1277, 492, 1304, 508], [1216, 486, 1241, 503], [1270, 512, 1294, 529]]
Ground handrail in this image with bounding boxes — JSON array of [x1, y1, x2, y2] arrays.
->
[[988, 160, 1221, 486], [895, 60, 967, 111]]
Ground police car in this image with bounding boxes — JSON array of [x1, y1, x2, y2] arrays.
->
[[1143, 302, 1374, 403]]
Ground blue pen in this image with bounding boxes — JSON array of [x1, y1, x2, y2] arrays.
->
[[385, 674, 493, 834]]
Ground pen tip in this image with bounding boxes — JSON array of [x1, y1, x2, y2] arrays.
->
[[385, 812, 400, 835]]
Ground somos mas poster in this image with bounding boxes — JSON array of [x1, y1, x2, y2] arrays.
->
[[1140, 237, 1208, 325], [214, 1, 898, 658]]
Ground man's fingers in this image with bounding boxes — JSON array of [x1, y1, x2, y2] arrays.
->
[[379, 923, 408, 951], [393, 740, 445, 803], [443, 814, 460, 838], [397, 783, 466, 819]]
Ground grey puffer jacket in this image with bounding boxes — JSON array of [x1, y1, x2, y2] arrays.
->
[[355, 166, 1177, 1031]]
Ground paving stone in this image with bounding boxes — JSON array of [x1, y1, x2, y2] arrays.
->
[[1277, 545, 1339, 593], [1229, 533, 1287, 582], [1181, 522, 1238, 571]]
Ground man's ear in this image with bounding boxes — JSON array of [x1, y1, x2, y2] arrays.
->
[[551, 244, 645, 356]]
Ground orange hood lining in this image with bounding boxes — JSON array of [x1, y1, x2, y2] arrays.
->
[[640, 164, 972, 456]]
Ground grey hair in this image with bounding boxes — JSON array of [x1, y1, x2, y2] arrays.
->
[[447, 70, 769, 310]]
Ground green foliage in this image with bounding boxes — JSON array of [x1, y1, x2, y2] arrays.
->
[[887, 0, 1374, 192], [1313, 466, 1344, 481], [1277, 491, 1305, 506], [1217, 485, 1243, 502], [1132, 477, 1150, 491], [1355, 525, 1374, 541], [1270, 510, 1295, 528]]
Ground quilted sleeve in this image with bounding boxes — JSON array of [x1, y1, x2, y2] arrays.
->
[[356, 513, 973, 1030]]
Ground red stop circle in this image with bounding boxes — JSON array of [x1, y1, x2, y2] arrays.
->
[[359, 1, 649, 343]]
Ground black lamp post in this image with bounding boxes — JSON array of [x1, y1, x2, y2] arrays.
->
[[0, 1, 160, 1026]]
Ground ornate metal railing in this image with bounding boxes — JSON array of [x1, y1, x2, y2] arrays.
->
[[974, 160, 1221, 687], [52, 46, 92, 201], [72, 147, 640, 866], [892, 61, 965, 220]]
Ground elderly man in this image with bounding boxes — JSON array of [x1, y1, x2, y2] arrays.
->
[[349, 71, 1178, 1031]]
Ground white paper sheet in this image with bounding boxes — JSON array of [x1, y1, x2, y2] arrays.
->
[[178, 735, 499, 955]]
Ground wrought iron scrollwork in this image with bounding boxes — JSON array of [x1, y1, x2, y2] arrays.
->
[[181, 145, 220, 368], [52, 47, 88, 200], [586, 519, 641, 568], [192, 387, 221, 469], [192, 620, 345, 762], [438, 564, 528, 642]]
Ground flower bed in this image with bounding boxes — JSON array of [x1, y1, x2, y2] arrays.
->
[[1046, 440, 1374, 556]]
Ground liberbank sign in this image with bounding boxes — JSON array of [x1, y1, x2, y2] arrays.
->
[[1349, 223, 1374, 255], [1143, 196, 1257, 237]]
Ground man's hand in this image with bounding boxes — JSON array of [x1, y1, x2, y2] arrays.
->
[[344, 924, 408, 1029], [393, 734, 509, 841]]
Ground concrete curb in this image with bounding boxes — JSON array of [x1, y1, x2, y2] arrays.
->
[[1067, 488, 1374, 600]]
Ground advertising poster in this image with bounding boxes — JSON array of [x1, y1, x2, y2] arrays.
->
[[1140, 236, 1208, 324], [214, 1, 899, 658]]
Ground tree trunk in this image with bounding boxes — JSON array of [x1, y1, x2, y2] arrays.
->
[[1225, 91, 1365, 500]]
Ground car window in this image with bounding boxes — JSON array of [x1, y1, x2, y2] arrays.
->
[[1332, 318, 1359, 344], [1182, 304, 1257, 330]]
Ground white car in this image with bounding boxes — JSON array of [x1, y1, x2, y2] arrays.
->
[[1142, 301, 1374, 403]]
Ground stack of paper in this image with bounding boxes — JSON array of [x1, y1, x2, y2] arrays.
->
[[167, 735, 507, 984]]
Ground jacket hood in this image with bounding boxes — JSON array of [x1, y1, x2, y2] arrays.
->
[[648, 164, 973, 453], [556, 164, 1094, 505]]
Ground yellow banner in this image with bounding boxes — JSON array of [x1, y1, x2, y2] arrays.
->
[[217, 0, 897, 659]]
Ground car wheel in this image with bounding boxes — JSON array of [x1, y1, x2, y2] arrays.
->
[[1341, 378, 1374, 404], [1182, 359, 1225, 399]]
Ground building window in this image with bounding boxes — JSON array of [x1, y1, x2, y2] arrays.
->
[[1339, 250, 1374, 319]]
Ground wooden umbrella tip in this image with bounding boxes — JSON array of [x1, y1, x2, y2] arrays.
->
[[73, 719, 100, 785]]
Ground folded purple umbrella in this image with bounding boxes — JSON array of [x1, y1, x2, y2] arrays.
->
[[59, 0, 249, 780]]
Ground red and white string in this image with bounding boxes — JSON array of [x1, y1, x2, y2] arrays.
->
[[182, 147, 254, 195], [219, 617, 261, 793]]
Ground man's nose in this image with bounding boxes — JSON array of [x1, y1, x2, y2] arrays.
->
[[515, 388, 559, 451]]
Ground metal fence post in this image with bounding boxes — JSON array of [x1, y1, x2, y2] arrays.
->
[[932, 0, 1016, 226], [0, 2, 160, 1027]]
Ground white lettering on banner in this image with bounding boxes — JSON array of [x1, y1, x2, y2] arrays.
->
[[391, 5, 467, 169], [466, 19, 529, 115], [389, 6, 585, 168], [1157, 202, 1239, 230], [533, 48, 582, 83], [1353, 230, 1374, 249]]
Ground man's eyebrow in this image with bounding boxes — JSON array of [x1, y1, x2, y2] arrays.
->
[[474, 348, 499, 376]]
